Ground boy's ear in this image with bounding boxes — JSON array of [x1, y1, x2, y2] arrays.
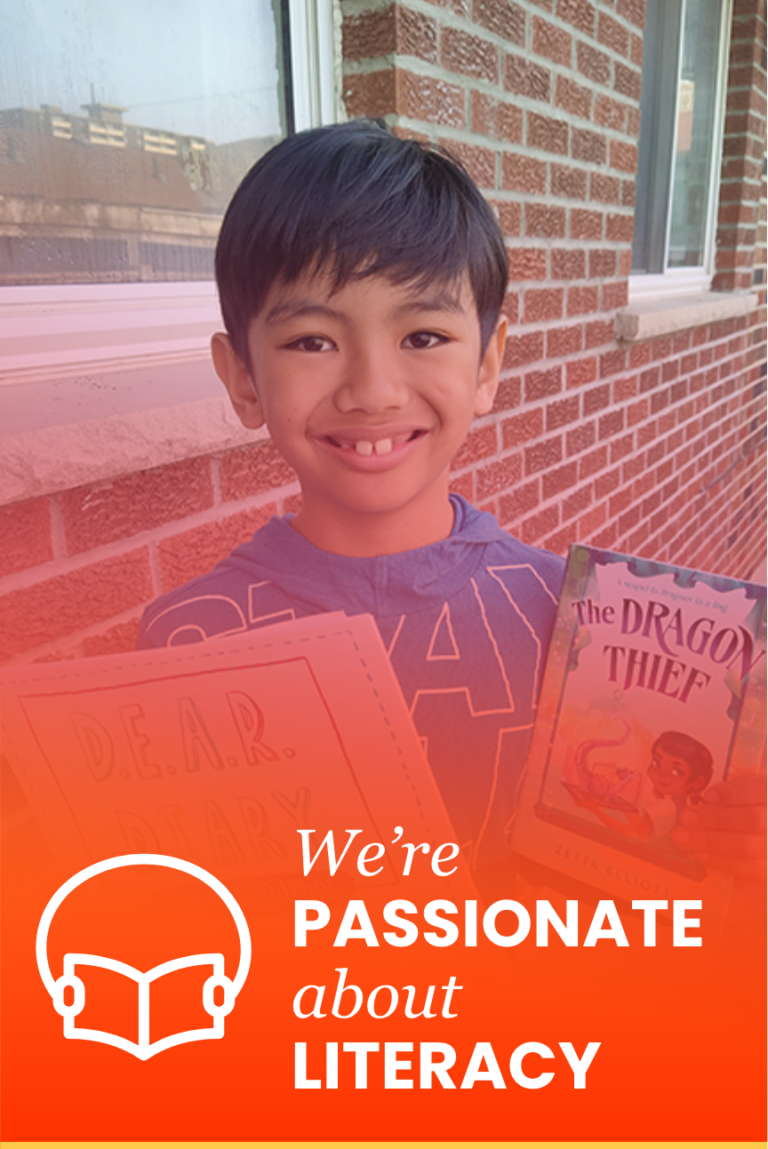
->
[[473, 314, 508, 417], [211, 332, 265, 429]]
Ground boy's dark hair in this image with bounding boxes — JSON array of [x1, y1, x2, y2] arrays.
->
[[652, 731, 713, 789], [215, 119, 508, 365]]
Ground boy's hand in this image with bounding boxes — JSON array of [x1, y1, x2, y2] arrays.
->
[[671, 773, 767, 884]]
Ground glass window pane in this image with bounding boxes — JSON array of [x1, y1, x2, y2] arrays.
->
[[0, 0, 287, 285], [667, 0, 724, 268]]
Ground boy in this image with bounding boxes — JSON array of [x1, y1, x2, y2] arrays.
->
[[138, 120, 764, 886]]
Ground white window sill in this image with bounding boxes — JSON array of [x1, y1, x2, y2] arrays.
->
[[616, 291, 759, 343], [0, 284, 267, 506]]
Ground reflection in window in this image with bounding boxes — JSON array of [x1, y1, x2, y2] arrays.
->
[[0, 0, 289, 284], [632, 0, 727, 277]]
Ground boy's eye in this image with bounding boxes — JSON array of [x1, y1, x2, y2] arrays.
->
[[402, 331, 447, 350], [285, 335, 336, 352]]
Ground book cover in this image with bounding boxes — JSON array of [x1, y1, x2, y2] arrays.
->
[[511, 544, 766, 913]]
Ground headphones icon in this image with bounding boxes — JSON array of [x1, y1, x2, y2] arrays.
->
[[36, 854, 251, 1060]]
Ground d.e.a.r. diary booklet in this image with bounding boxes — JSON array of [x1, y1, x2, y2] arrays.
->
[[511, 544, 766, 912]]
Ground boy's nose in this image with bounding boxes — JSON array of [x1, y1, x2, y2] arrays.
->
[[334, 349, 410, 413]]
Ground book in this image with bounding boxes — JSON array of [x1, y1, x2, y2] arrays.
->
[[511, 544, 766, 913], [1, 611, 470, 897]]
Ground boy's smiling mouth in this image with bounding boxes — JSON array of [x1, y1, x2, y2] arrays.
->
[[321, 427, 428, 458]]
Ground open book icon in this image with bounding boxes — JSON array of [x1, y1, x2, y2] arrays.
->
[[60, 951, 232, 1061]]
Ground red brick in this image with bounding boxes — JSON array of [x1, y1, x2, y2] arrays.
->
[[532, 16, 572, 65], [584, 382, 611, 414], [343, 70, 397, 119], [602, 281, 629, 309], [61, 457, 214, 554], [546, 394, 581, 429], [551, 248, 586, 278], [597, 12, 630, 56], [579, 502, 608, 537], [499, 479, 541, 522], [572, 128, 607, 164], [544, 524, 579, 553], [596, 467, 622, 498], [343, 7, 397, 60], [502, 152, 548, 194], [476, 453, 523, 499], [438, 137, 497, 186], [567, 285, 600, 316], [591, 522, 619, 548], [570, 209, 603, 241], [471, 92, 524, 143], [504, 53, 552, 101], [528, 111, 569, 154], [609, 139, 638, 174], [395, 70, 466, 125], [344, 6, 439, 63], [555, 75, 593, 119], [543, 460, 578, 498], [589, 249, 618, 277], [0, 498, 53, 578], [0, 549, 152, 659], [521, 505, 560, 544], [629, 342, 652, 368], [562, 482, 594, 519], [493, 376, 522, 411], [158, 506, 277, 593], [525, 435, 564, 476], [616, 0, 645, 29], [504, 330, 546, 367], [600, 347, 627, 377], [594, 94, 627, 131], [83, 618, 142, 658], [606, 212, 635, 242], [621, 179, 637, 207], [525, 203, 566, 237], [547, 324, 583, 357], [508, 246, 547, 280], [590, 172, 622, 204], [578, 444, 608, 477], [473, 0, 526, 44], [502, 408, 545, 447], [441, 25, 498, 81], [219, 441, 297, 501], [524, 287, 564, 322], [556, 0, 596, 35], [566, 356, 598, 387], [551, 163, 588, 199], [566, 421, 597, 456], [614, 62, 642, 100], [577, 41, 611, 85], [585, 319, 615, 347], [599, 408, 625, 439], [449, 472, 474, 501], [627, 103, 641, 135], [525, 365, 563, 401], [452, 423, 498, 469], [614, 374, 638, 401], [610, 433, 635, 462]]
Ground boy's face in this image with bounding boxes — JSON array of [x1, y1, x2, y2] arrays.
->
[[648, 746, 704, 797], [213, 272, 505, 554]]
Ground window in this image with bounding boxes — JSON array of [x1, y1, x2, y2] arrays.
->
[[0, 1, 337, 503], [630, 0, 731, 297]]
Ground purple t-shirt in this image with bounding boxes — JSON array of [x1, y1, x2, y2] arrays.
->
[[138, 496, 565, 869]]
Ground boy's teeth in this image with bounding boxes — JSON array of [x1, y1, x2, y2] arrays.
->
[[355, 440, 373, 456], [374, 438, 393, 455]]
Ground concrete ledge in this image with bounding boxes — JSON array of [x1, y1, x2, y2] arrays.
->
[[616, 291, 759, 343]]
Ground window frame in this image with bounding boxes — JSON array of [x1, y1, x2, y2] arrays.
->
[[629, 0, 733, 301]]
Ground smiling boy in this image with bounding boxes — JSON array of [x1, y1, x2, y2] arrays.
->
[[138, 120, 764, 886]]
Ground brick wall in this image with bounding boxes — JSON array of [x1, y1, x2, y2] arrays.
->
[[1, 0, 766, 665]]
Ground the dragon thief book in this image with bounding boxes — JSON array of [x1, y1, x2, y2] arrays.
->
[[512, 545, 766, 909]]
